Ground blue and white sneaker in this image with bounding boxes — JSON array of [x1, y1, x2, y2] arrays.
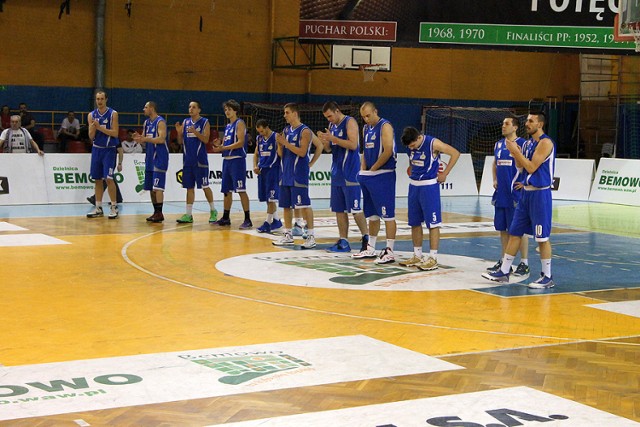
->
[[481, 269, 510, 283], [326, 238, 351, 253], [257, 221, 271, 233], [528, 273, 555, 289], [270, 218, 283, 232], [292, 224, 304, 236]]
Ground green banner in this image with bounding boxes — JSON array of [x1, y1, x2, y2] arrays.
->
[[419, 23, 635, 50]]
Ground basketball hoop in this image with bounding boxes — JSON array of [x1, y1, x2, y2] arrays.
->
[[629, 22, 640, 52], [359, 64, 382, 82]]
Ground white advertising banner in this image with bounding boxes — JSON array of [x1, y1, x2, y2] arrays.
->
[[479, 156, 595, 201], [0, 335, 462, 421], [1, 153, 479, 205], [0, 154, 48, 205], [590, 158, 640, 206]]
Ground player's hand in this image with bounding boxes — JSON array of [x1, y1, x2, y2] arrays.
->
[[275, 132, 286, 146], [437, 171, 448, 183], [133, 132, 143, 143], [187, 125, 198, 135], [514, 182, 524, 190], [254, 166, 261, 175], [117, 163, 123, 172], [493, 180, 498, 189], [212, 138, 221, 147]]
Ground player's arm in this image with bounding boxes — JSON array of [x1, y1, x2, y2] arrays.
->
[[116, 144, 124, 171], [276, 132, 284, 158], [309, 132, 323, 168], [334, 118, 359, 151], [88, 113, 96, 140], [368, 122, 394, 172], [149, 120, 167, 145], [96, 111, 119, 137], [193, 121, 210, 144], [508, 138, 552, 174], [278, 128, 310, 157], [175, 121, 184, 144], [253, 139, 261, 173], [433, 138, 460, 182]]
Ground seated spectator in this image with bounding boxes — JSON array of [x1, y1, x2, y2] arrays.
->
[[0, 105, 11, 131], [19, 102, 44, 150], [121, 128, 143, 153], [0, 115, 44, 155], [58, 111, 81, 153]]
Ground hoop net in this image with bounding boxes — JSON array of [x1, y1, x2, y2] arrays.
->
[[360, 64, 382, 82], [630, 22, 640, 52]]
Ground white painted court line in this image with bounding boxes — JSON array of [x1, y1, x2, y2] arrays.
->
[[587, 300, 640, 319], [0, 222, 27, 232], [0, 335, 462, 421], [207, 386, 640, 427], [0, 233, 69, 247]]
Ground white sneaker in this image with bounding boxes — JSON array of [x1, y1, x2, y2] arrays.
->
[[351, 244, 377, 259], [108, 205, 119, 219], [374, 247, 395, 264], [301, 235, 316, 249], [272, 232, 294, 246]]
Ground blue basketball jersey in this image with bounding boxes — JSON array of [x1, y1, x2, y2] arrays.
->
[[91, 107, 117, 148], [144, 116, 169, 171], [281, 123, 311, 186], [494, 137, 526, 207], [362, 118, 396, 171], [522, 133, 555, 188], [182, 116, 209, 167], [329, 115, 360, 185], [408, 135, 439, 181], [222, 118, 247, 158], [257, 131, 279, 169]]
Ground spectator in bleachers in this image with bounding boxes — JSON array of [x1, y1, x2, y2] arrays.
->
[[19, 103, 44, 150], [121, 128, 143, 153], [57, 111, 81, 153], [0, 115, 44, 155], [0, 105, 11, 130]]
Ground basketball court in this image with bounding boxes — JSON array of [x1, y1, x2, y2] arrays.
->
[[1, 196, 639, 425]]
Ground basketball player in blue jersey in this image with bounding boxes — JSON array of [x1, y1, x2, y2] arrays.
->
[[133, 101, 168, 223], [398, 127, 460, 271], [482, 112, 556, 289], [318, 101, 369, 253], [253, 119, 283, 233], [272, 103, 317, 249], [175, 101, 217, 224], [211, 99, 252, 229], [86, 90, 120, 219], [487, 116, 530, 278], [352, 101, 397, 264]]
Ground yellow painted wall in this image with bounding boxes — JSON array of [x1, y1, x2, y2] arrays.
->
[[0, 0, 587, 102]]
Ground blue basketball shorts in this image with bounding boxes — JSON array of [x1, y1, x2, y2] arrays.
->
[[258, 166, 280, 202], [330, 184, 362, 213], [509, 189, 552, 241], [90, 146, 116, 181], [144, 169, 166, 192], [358, 172, 396, 220], [494, 205, 516, 232], [182, 164, 210, 189], [221, 157, 247, 193], [408, 183, 441, 228], [279, 184, 311, 209]]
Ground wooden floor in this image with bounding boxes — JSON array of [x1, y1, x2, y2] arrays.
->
[[1, 199, 639, 426]]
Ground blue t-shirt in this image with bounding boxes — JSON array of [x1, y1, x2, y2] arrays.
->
[[408, 135, 439, 181], [91, 107, 118, 148], [257, 131, 280, 169], [144, 116, 169, 171], [182, 116, 209, 167], [522, 133, 555, 188], [281, 123, 311, 187], [493, 136, 526, 207], [329, 115, 360, 185], [362, 118, 396, 171], [222, 118, 247, 158]]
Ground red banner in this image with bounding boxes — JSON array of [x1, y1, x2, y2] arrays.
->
[[299, 20, 397, 42]]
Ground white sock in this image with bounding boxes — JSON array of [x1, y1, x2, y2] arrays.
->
[[295, 218, 304, 227], [273, 211, 280, 221], [369, 236, 377, 249], [186, 204, 193, 215], [266, 213, 274, 222], [541, 258, 551, 277], [501, 254, 515, 274], [414, 247, 423, 258], [386, 239, 395, 251], [209, 201, 215, 211], [430, 249, 438, 260], [521, 258, 528, 265]]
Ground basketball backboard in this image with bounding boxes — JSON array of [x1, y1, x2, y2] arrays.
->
[[331, 45, 392, 71]]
